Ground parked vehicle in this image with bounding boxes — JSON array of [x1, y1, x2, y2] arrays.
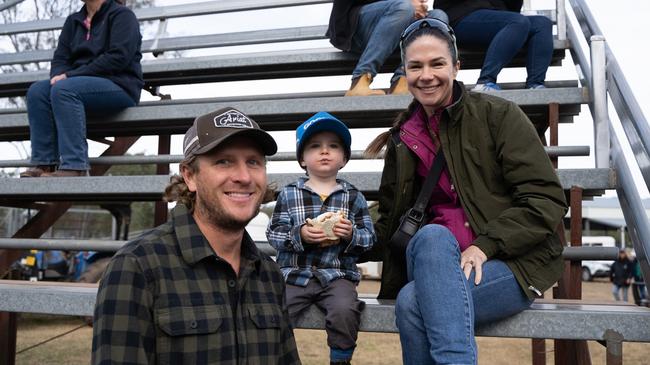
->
[[581, 236, 616, 281], [14, 249, 111, 283]]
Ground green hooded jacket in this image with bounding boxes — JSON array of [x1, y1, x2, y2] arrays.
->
[[368, 82, 568, 299]]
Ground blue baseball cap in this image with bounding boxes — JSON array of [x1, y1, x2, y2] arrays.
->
[[296, 112, 352, 165]]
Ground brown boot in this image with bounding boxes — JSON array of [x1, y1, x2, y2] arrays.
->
[[344, 73, 386, 96], [41, 169, 88, 177], [20, 165, 55, 178], [389, 76, 409, 95]]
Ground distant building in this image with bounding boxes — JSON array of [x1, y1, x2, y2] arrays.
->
[[565, 197, 650, 248]]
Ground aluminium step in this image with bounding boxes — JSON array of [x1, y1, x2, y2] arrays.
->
[[0, 146, 591, 168], [0, 280, 649, 342], [0, 27, 567, 67], [0, 2, 556, 37], [0, 0, 334, 35], [0, 43, 569, 98], [0, 86, 587, 141], [0, 169, 616, 202]]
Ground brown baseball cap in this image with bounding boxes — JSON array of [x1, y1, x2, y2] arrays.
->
[[183, 107, 277, 158]]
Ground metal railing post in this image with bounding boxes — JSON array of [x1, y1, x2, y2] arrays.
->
[[556, 0, 567, 40], [590, 35, 609, 168]]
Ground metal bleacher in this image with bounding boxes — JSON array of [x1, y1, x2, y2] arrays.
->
[[1, 0, 650, 364]]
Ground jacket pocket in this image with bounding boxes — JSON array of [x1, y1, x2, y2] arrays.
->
[[248, 303, 282, 329], [246, 303, 284, 360], [155, 305, 228, 365], [157, 305, 224, 336]]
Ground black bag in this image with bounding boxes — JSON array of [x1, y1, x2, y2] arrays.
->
[[389, 151, 446, 255]]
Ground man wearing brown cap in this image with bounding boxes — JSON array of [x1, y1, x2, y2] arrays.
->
[[92, 107, 301, 364]]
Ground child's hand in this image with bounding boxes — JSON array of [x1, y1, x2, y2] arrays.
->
[[332, 217, 353, 241], [300, 224, 329, 244]]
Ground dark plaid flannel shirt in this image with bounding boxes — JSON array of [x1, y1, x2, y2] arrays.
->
[[92, 204, 300, 365], [266, 177, 375, 287]]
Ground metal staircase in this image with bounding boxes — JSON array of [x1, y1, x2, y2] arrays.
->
[[0, 0, 648, 364]]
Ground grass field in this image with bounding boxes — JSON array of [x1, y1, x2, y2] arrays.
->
[[14, 279, 650, 364]]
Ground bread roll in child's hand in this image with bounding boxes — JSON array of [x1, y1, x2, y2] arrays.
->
[[306, 210, 345, 242]]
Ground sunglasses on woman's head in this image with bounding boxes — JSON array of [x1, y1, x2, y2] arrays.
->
[[399, 18, 458, 60]]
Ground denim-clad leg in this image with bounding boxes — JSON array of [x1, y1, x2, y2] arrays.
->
[[27, 76, 136, 170], [350, 0, 415, 82], [612, 284, 621, 301], [395, 224, 533, 365], [27, 80, 60, 166], [523, 15, 553, 87], [454, 9, 553, 88]]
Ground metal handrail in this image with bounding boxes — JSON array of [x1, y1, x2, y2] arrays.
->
[[569, 0, 650, 188], [566, 0, 650, 280], [612, 131, 650, 286]]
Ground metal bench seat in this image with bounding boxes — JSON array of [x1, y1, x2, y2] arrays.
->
[[0, 85, 586, 141], [0, 280, 648, 344], [0, 168, 616, 202]]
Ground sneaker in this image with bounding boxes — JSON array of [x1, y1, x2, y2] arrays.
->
[[528, 84, 546, 90], [472, 82, 501, 92]]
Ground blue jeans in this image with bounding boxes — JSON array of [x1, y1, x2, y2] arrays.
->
[[612, 284, 629, 302], [453, 9, 553, 88], [395, 225, 533, 365], [350, 0, 416, 83], [26, 76, 136, 170]]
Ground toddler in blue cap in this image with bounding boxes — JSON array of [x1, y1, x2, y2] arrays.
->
[[267, 112, 376, 365]]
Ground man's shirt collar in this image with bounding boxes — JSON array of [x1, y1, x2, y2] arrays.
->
[[172, 204, 262, 269]]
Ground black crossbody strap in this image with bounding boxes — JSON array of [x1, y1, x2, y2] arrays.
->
[[410, 151, 447, 221]]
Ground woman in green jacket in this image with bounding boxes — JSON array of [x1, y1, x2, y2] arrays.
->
[[364, 15, 567, 364]]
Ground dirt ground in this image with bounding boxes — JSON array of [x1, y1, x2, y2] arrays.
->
[[13, 279, 650, 364]]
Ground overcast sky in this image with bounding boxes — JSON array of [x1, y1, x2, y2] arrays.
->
[[1, 0, 648, 196]]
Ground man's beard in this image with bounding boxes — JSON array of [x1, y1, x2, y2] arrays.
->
[[195, 189, 262, 233]]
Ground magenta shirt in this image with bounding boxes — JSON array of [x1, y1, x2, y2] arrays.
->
[[400, 105, 476, 251]]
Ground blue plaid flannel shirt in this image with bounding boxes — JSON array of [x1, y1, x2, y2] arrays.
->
[[266, 177, 376, 287]]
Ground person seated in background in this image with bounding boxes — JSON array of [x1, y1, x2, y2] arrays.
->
[[267, 112, 375, 365], [21, 0, 143, 178], [434, 0, 553, 91], [327, 0, 434, 96]]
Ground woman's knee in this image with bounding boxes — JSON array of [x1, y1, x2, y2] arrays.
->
[[528, 15, 552, 33], [506, 14, 531, 33], [395, 282, 418, 321], [408, 224, 457, 254], [49, 80, 85, 107], [26, 80, 51, 103]]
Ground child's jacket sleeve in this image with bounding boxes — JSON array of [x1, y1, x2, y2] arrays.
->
[[266, 188, 306, 253]]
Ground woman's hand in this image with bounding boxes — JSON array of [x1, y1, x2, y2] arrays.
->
[[460, 246, 488, 285], [50, 73, 67, 85], [332, 217, 353, 242], [411, 0, 429, 19]]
